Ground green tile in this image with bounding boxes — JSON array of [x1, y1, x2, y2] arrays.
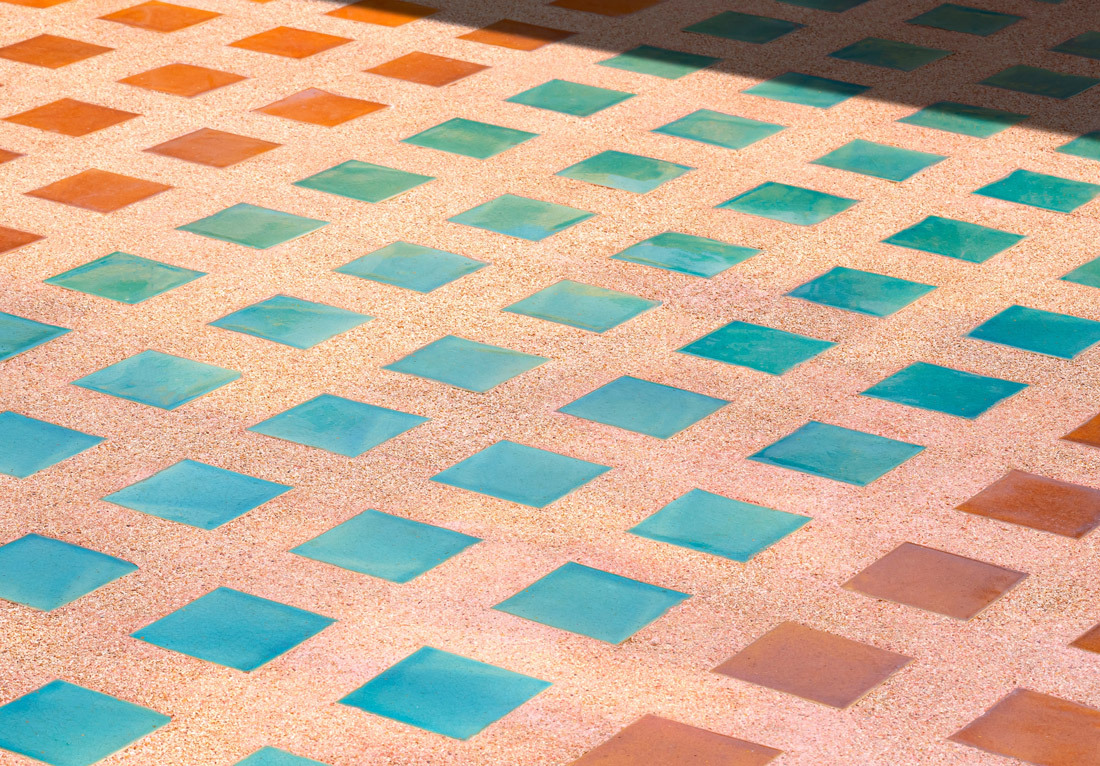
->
[[557, 150, 691, 193], [974, 169, 1100, 212], [449, 194, 593, 241], [598, 46, 719, 80], [0, 534, 136, 611], [505, 79, 634, 116], [0, 311, 68, 362], [403, 118, 537, 159], [683, 11, 802, 44], [788, 266, 935, 316], [611, 232, 760, 277], [45, 252, 204, 304], [0, 411, 103, 479], [967, 305, 1100, 359], [883, 216, 1024, 263], [1062, 255, 1100, 288], [335, 241, 486, 293], [236, 747, 328, 766], [504, 279, 659, 332], [1052, 30, 1100, 60], [653, 109, 784, 149], [717, 182, 858, 225], [73, 350, 239, 410], [812, 139, 946, 181], [678, 320, 834, 374], [980, 66, 1099, 99], [209, 295, 370, 349], [862, 362, 1027, 418], [1057, 131, 1100, 161], [898, 101, 1027, 137], [383, 335, 547, 392], [294, 161, 433, 202], [775, 0, 868, 10], [829, 37, 952, 71], [178, 204, 327, 250], [558, 375, 728, 439], [743, 72, 869, 108], [907, 4, 1021, 36]]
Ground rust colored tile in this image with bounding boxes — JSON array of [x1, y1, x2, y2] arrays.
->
[[120, 63, 245, 97], [229, 26, 351, 58], [549, 0, 663, 15], [957, 470, 1100, 538], [326, 0, 436, 27], [950, 689, 1100, 766], [0, 0, 71, 7], [0, 149, 21, 164], [99, 1, 220, 32], [458, 19, 574, 51], [0, 35, 113, 69], [570, 715, 781, 765], [713, 622, 912, 708], [0, 226, 43, 254], [366, 52, 487, 86], [843, 542, 1026, 620], [27, 169, 171, 213], [1071, 623, 1100, 654], [146, 128, 279, 167], [256, 88, 386, 126], [1064, 412, 1100, 449], [4, 99, 138, 137]]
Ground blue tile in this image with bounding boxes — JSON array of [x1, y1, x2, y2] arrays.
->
[[558, 376, 727, 438], [209, 295, 371, 349], [611, 232, 759, 277], [787, 266, 936, 316], [449, 194, 594, 241], [293, 160, 433, 202], [597, 46, 719, 80], [1062, 256, 1100, 288], [1057, 131, 1100, 162], [743, 72, 869, 108], [0, 311, 68, 362], [653, 109, 784, 150], [0, 411, 103, 478], [1052, 30, 1100, 60], [235, 747, 328, 766], [862, 362, 1027, 418], [829, 37, 952, 71], [505, 80, 634, 117], [811, 139, 946, 182], [717, 182, 858, 225], [907, 4, 1021, 36], [980, 65, 1099, 99], [776, 0, 868, 9], [897, 102, 1027, 138], [335, 241, 486, 293], [966, 305, 1100, 359], [504, 280, 659, 332], [684, 11, 802, 43], [678, 320, 834, 375], [974, 169, 1100, 213], [557, 150, 692, 193], [0, 534, 136, 611], [883, 216, 1025, 263], [73, 350, 240, 410], [178, 203, 327, 250], [403, 118, 537, 159], [383, 336, 547, 392], [45, 252, 205, 304]]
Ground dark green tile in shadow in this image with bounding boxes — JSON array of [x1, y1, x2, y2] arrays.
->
[[683, 11, 802, 44], [598, 46, 719, 79], [898, 102, 1027, 137], [907, 4, 1021, 36], [829, 38, 952, 71], [74, 350, 239, 410], [862, 362, 1027, 418], [403, 118, 537, 159], [812, 139, 945, 181], [249, 394, 427, 456], [557, 151, 690, 193], [504, 279, 659, 332], [980, 66, 1099, 99], [45, 252, 204, 303], [335, 241, 486, 293], [0, 311, 68, 362], [1052, 31, 1100, 60], [209, 295, 370, 349], [449, 194, 593, 241], [743, 72, 869, 108], [1063, 256, 1100, 288], [178, 204, 327, 249], [236, 747, 328, 766], [1058, 131, 1100, 161], [717, 182, 857, 225], [788, 267, 935, 316], [653, 109, 784, 149], [0, 411, 103, 479], [966, 305, 1100, 359], [0, 534, 137, 611], [974, 169, 1100, 212], [678, 320, 834, 374], [775, 0, 868, 9], [558, 375, 727, 438], [883, 216, 1024, 263], [294, 161, 433, 202], [505, 79, 634, 116], [383, 335, 546, 392], [611, 232, 759, 277]]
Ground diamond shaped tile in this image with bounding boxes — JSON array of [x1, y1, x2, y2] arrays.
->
[[776, 0, 867, 9], [549, 0, 660, 13], [907, 4, 1021, 36], [120, 63, 245, 96], [100, 1, 219, 31], [611, 232, 759, 276], [294, 160, 433, 202], [829, 37, 952, 71], [335, 241, 485, 292], [898, 101, 1027, 137], [230, 27, 351, 58], [146, 128, 279, 167], [366, 52, 487, 86], [403, 118, 537, 159], [0, 34, 112, 68], [74, 350, 239, 409], [27, 169, 170, 213], [557, 150, 691, 193], [1052, 30, 1100, 60], [957, 470, 1100, 538], [684, 11, 802, 43], [598, 45, 718, 79], [326, 0, 436, 26], [812, 139, 946, 181], [236, 747, 328, 766], [0, 411, 103, 478], [450, 194, 593, 240], [209, 295, 370, 349], [966, 305, 1100, 358], [249, 394, 427, 456], [46, 251, 204, 303], [718, 182, 858, 225], [0, 311, 68, 361], [787, 267, 935, 316], [1063, 255, 1100, 287], [1058, 131, 1100, 161], [974, 169, 1100, 212], [743, 72, 869, 108], [980, 65, 1098, 99], [883, 216, 1024, 263], [862, 362, 1027, 418], [749, 421, 923, 485], [653, 109, 784, 149], [256, 89, 387, 126], [0, 227, 40, 255], [5, 98, 137, 136], [384, 335, 546, 392], [505, 280, 659, 332], [178, 203, 327, 248], [506, 80, 634, 116], [458, 19, 573, 50], [1071, 624, 1100, 654], [1065, 412, 1100, 449], [678, 320, 834, 374], [570, 715, 782, 765], [559, 376, 727, 438], [0, 534, 137, 611]]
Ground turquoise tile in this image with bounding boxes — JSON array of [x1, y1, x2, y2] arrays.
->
[[249, 394, 427, 457], [432, 440, 609, 508], [557, 150, 691, 194], [236, 747, 328, 766], [776, 0, 868, 10], [73, 350, 239, 410], [505, 80, 634, 117], [294, 160, 433, 203], [209, 295, 371, 349], [749, 420, 924, 485], [403, 118, 537, 159], [0, 411, 103, 478], [449, 194, 593, 241], [787, 267, 935, 317], [178, 203, 327, 250], [0, 534, 136, 611], [743, 72, 869, 108], [966, 305, 1100, 359], [678, 320, 834, 375], [0, 311, 68, 362], [384, 336, 546, 392], [897, 102, 1027, 138], [629, 489, 809, 562], [862, 362, 1027, 418], [132, 587, 334, 672], [980, 66, 1099, 99], [46, 252, 205, 304], [104, 459, 291, 530], [812, 139, 946, 181], [494, 562, 689, 643], [335, 241, 486, 293], [1052, 31, 1100, 60], [883, 216, 1024, 263], [683, 11, 802, 44], [558, 376, 727, 438], [340, 647, 550, 740], [611, 232, 760, 277], [504, 279, 659, 332], [829, 37, 952, 71], [291, 509, 480, 583], [974, 169, 1100, 212], [652, 109, 784, 149], [598, 46, 719, 80], [0, 680, 169, 766], [717, 182, 858, 225], [1057, 131, 1100, 162], [907, 4, 1021, 36], [1062, 256, 1100, 288]]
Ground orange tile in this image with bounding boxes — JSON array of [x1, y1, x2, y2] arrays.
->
[[549, 0, 662, 15], [366, 52, 487, 86], [229, 26, 352, 58], [0, 0, 71, 7], [119, 63, 246, 97], [1064, 412, 1100, 448], [1071, 623, 1100, 654], [0, 225, 43, 254], [99, 1, 220, 32], [146, 128, 279, 167], [26, 169, 171, 212], [570, 715, 781, 765], [0, 34, 113, 69], [458, 19, 574, 51], [255, 88, 386, 126], [326, 0, 436, 27], [956, 470, 1100, 538], [0, 149, 22, 164], [4, 99, 138, 137]]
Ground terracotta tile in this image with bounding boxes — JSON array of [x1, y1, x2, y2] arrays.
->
[[0, 226, 43, 254], [26, 169, 171, 213], [120, 63, 245, 97], [713, 622, 912, 708], [956, 470, 1100, 538], [0, 0, 71, 7], [1071, 623, 1100, 654], [570, 715, 781, 765], [4, 99, 138, 137], [326, 0, 436, 27], [255, 88, 386, 126], [0, 35, 113, 69], [229, 27, 352, 58], [366, 52, 488, 86], [949, 689, 1100, 766], [1064, 412, 1100, 449], [146, 128, 279, 167], [458, 20, 574, 51], [99, 1, 220, 32], [549, 0, 663, 15], [0, 149, 21, 164], [843, 543, 1026, 620]]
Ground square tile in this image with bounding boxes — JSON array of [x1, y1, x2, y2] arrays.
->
[[829, 37, 951, 71], [743, 72, 868, 108], [898, 101, 1027, 137], [326, 0, 436, 26], [178, 203, 327, 249], [1057, 131, 1100, 161], [458, 19, 573, 50], [366, 52, 487, 86], [907, 4, 1020, 36], [0, 411, 103, 478], [209, 295, 370, 349], [236, 747, 328, 766], [776, 0, 867, 9], [132, 587, 334, 671], [120, 63, 245, 97], [100, 1, 218, 31], [570, 714, 781, 766], [714, 622, 911, 708], [291, 509, 479, 582], [249, 394, 427, 456], [494, 562, 689, 643], [74, 350, 239, 409], [1071, 624, 1100, 654], [506, 79, 634, 116], [27, 169, 170, 213], [0, 311, 68, 361], [340, 646, 550, 739], [230, 27, 351, 58], [432, 440, 610, 507], [449, 194, 593, 240], [883, 216, 1024, 263], [611, 232, 758, 277], [678, 320, 834, 375], [683, 11, 801, 43], [0, 680, 169, 766], [844, 542, 1025, 619], [974, 169, 1100, 212], [294, 160, 433, 202], [862, 362, 1026, 418], [811, 139, 945, 181], [1051, 30, 1100, 60], [598, 46, 718, 79], [47, 251, 203, 303], [717, 182, 857, 225], [653, 109, 784, 150], [0, 34, 112, 68], [956, 470, 1100, 538], [1063, 255, 1100, 288], [335, 241, 486, 292], [403, 118, 537, 159], [966, 305, 1100, 358], [557, 150, 691, 193], [256, 89, 387, 126], [559, 375, 727, 438], [549, 0, 660, 14], [1065, 412, 1100, 449], [104, 459, 291, 529], [980, 65, 1098, 99], [5, 98, 137, 137], [0, 534, 136, 611], [146, 128, 279, 168], [504, 279, 659, 332], [383, 335, 546, 392], [787, 266, 935, 316], [748, 421, 923, 486]]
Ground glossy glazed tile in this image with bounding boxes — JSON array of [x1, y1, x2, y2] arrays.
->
[[1057, 131, 1100, 161], [46, 252, 204, 303], [178, 203, 327, 248], [325, 0, 436, 27], [828, 37, 952, 71], [678, 320, 833, 374], [957, 470, 1100, 538], [403, 118, 537, 159], [861, 362, 1027, 419], [255, 89, 387, 126], [975, 169, 1100, 212], [229, 27, 351, 59], [653, 109, 784, 150], [382, 335, 547, 392], [742, 72, 869, 108], [597, 46, 719, 79], [0, 34, 112, 68], [0, 310, 68, 361], [365, 52, 487, 86], [811, 139, 946, 182], [506, 80, 634, 116], [0, 411, 103, 478], [146, 128, 279, 168], [120, 63, 246, 97], [99, 1, 219, 32], [897, 101, 1027, 137], [611, 231, 759, 276], [209, 294, 370, 349], [558, 375, 727, 438], [458, 20, 574, 51], [787, 266, 935, 317], [504, 279, 658, 332], [334, 241, 486, 292], [718, 182, 857, 225], [883, 215, 1025, 263], [683, 12, 802, 44], [906, 4, 1021, 36], [294, 160, 433, 202], [4, 98, 137, 137], [73, 350, 240, 409], [966, 304, 1100, 359], [557, 150, 691, 193], [0, 534, 137, 611], [979, 65, 1099, 99], [569, 715, 781, 766], [449, 194, 593, 240]]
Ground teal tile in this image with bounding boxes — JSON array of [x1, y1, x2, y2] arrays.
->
[[403, 118, 537, 159], [1062, 256, 1100, 288], [335, 241, 486, 293], [1052, 31, 1100, 60], [749, 420, 924, 485], [829, 37, 952, 71], [291, 509, 480, 583], [504, 279, 659, 332], [449, 194, 593, 241], [597, 45, 719, 80], [683, 11, 802, 43], [974, 169, 1100, 212], [812, 139, 946, 181], [611, 232, 760, 277], [980, 66, 1099, 99], [432, 440, 609, 508], [249, 394, 427, 457], [883, 216, 1025, 263], [652, 109, 784, 149], [505, 79, 634, 116], [236, 747, 328, 766], [557, 150, 691, 193], [494, 562, 688, 643], [0, 411, 103, 478], [383, 335, 546, 392], [897, 101, 1027, 137], [862, 362, 1027, 418], [629, 489, 809, 562], [966, 305, 1100, 359], [103, 459, 291, 530], [558, 376, 727, 438], [178, 203, 327, 249], [678, 320, 834, 374], [340, 647, 550, 740], [775, 0, 868, 9], [73, 350, 240, 410], [717, 182, 857, 225], [1057, 131, 1100, 162], [0, 534, 136, 611], [0, 680, 169, 766], [907, 4, 1021, 36], [0, 311, 68, 362], [209, 295, 371, 349], [45, 252, 204, 304], [294, 160, 433, 202], [787, 266, 936, 317], [133, 587, 334, 672], [743, 72, 869, 108]]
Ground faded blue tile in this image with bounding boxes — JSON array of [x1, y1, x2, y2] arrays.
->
[[974, 169, 1100, 212], [898, 102, 1027, 137], [718, 182, 858, 225], [776, 0, 868, 9], [678, 320, 834, 375], [209, 295, 371, 349], [294, 161, 433, 202], [598, 46, 719, 79], [383, 336, 546, 392], [45, 252, 205, 304], [73, 350, 240, 410], [557, 150, 691, 193], [829, 37, 952, 71], [0, 534, 136, 611], [907, 4, 1021, 36], [980, 66, 1099, 99], [684, 11, 802, 43], [1062, 256, 1100, 288], [0, 311, 68, 362], [611, 232, 759, 277], [966, 305, 1100, 359], [504, 280, 659, 332], [505, 79, 634, 116], [811, 139, 946, 181], [1057, 131, 1100, 161], [652, 110, 784, 150], [743, 72, 869, 108], [178, 204, 327, 249], [403, 118, 537, 159], [0, 411, 103, 478], [787, 267, 936, 316], [558, 376, 727, 438], [862, 362, 1027, 418], [883, 216, 1025, 263], [1051, 31, 1100, 60], [235, 747, 328, 766], [449, 194, 593, 241], [335, 241, 486, 293]]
